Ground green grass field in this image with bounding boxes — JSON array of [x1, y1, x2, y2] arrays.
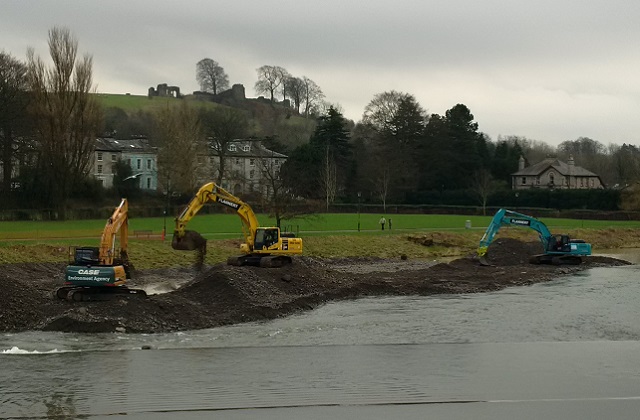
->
[[2, 212, 640, 267], [2, 212, 640, 242]]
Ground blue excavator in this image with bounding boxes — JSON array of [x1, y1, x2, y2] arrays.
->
[[477, 208, 592, 265]]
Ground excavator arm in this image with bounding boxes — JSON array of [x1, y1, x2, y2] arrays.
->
[[477, 208, 553, 257], [98, 198, 129, 266], [172, 182, 260, 252]]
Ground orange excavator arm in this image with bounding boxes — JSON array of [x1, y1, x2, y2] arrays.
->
[[98, 198, 129, 265]]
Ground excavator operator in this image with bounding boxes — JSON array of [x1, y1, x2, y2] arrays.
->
[[263, 229, 278, 249]]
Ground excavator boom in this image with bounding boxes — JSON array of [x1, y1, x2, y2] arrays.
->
[[99, 198, 129, 265]]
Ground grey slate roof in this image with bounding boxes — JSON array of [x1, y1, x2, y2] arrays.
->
[[95, 137, 120, 152], [107, 138, 156, 153], [213, 139, 287, 159], [512, 158, 598, 177]]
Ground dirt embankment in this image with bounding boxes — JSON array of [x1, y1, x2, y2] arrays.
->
[[0, 239, 630, 334]]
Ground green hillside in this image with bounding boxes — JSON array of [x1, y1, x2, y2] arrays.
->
[[95, 93, 317, 149], [95, 93, 219, 113]]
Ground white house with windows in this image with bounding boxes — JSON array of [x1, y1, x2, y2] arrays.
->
[[204, 139, 287, 196], [91, 138, 158, 190], [511, 156, 604, 190], [92, 138, 121, 188]]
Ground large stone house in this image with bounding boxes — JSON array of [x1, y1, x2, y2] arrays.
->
[[91, 138, 158, 190], [203, 139, 287, 197], [511, 156, 604, 190]]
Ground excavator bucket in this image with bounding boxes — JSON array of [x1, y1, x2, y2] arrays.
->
[[478, 255, 491, 266], [172, 230, 207, 252]]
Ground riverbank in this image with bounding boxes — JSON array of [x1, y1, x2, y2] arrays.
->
[[0, 238, 630, 334]]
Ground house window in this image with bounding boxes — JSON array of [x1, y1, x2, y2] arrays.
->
[[228, 144, 237, 152], [242, 145, 250, 152], [549, 172, 555, 185], [580, 178, 584, 187], [137, 159, 141, 170], [147, 159, 152, 169], [235, 158, 240, 165], [249, 159, 255, 166], [590, 178, 594, 187], [536, 177, 540, 185], [111, 154, 117, 162], [147, 178, 151, 189], [250, 170, 255, 179], [97, 152, 103, 161], [521, 177, 526, 185], [97, 165, 103, 174]]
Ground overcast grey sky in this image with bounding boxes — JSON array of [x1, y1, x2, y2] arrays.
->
[[3, 0, 640, 146]]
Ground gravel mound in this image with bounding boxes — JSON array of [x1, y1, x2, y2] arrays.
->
[[0, 240, 631, 334]]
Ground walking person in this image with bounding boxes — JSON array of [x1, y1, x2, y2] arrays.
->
[[379, 216, 386, 231]]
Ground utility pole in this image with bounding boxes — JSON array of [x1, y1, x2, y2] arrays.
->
[[357, 191, 361, 232]]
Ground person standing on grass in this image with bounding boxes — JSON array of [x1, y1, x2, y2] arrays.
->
[[388, 218, 392, 230], [379, 216, 386, 230]]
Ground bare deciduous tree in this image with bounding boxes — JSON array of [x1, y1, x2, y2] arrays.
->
[[302, 76, 324, 118], [255, 145, 294, 227], [255, 65, 286, 102], [156, 102, 205, 195], [372, 158, 391, 213], [0, 51, 29, 193], [320, 147, 337, 211], [200, 107, 249, 185], [287, 76, 304, 113], [276, 67, 291, 103], [362, 91, 410, 132], [471, 168, 499, 215], [196, 58, 229, 95], [26, 27, 102, 213]]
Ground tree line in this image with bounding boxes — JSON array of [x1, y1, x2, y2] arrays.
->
[[3, 27, 640, 219], [279, 91, 640, 213]]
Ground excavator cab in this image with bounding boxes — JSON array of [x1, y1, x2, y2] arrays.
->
[[72, 247, 100, 265], [254, 228, 280, 250], [547, 235, 567, 252]]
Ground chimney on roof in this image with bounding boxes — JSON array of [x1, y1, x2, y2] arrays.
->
[[518, 155, 525, 171], [568, 155, 575, 166]]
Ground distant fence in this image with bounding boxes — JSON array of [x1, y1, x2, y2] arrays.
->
[[3, 203, 640, 222]]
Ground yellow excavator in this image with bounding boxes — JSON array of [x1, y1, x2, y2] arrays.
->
[[171, 182, 303, 268], [55, 198, 147, 301]]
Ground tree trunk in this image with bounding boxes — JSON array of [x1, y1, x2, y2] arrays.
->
[[1, 126, 13, 193]]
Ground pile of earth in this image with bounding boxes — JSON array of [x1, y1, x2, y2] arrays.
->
[[0, 238, 630, 334]]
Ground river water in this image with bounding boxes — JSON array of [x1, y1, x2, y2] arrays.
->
[[2, 261, 640, 419]]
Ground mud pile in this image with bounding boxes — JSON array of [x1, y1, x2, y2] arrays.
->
[[481, 238, 545, 266], [0, 239, 631, 334]]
